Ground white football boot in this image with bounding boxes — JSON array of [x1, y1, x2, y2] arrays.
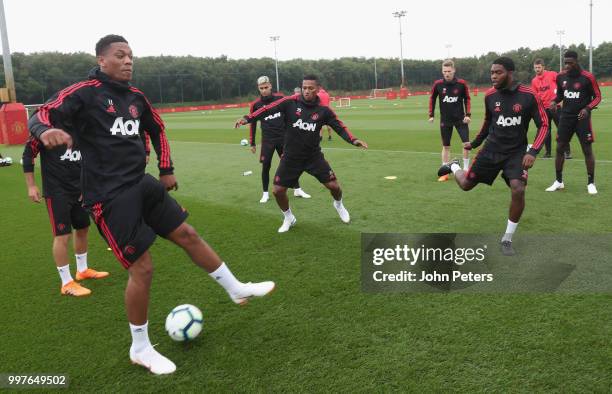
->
[[278, 216, 297, 233], [587, 183, 598, 195], [130, 345, 176, 375], [293, 188, 311, 199], [545, 180, 565, 192], [229, 281, 276, 305], [333, 201, 350, 223], [260, 192, 269, 203]]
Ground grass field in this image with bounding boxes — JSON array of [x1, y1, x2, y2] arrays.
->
[[1, 88, 611, 391]]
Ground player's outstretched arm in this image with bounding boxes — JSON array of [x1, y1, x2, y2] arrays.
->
[[353, 139, 368, 149]]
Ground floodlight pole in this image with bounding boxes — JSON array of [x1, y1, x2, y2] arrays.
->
[[0, 0, 16, 102], [374, 58, 378, 89], [270, 36, 280, 92], [589, 0, 593, 73], [393, 11, 407, 88], [556, 30, 565, 72], [445, 44, 452, 59]]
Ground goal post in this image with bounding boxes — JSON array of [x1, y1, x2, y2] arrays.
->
[[25, 104, 43, 119], [335, 97, 351, 108], [369, 88, 392, 99]]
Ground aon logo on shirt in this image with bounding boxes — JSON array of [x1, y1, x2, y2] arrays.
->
[[110, 117, 140, 136], [293, 118, 317, 132], [564, 90, 580, 99], [442, 96, 459, 103], [60, 149, 81, 162], [496, 115, 522, 127], [264, 112, 281, 121]]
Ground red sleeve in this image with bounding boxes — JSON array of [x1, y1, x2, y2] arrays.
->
[[461, 80, 471, 116], [428, 81, 440, 118], [248, 100, 257, 146], [130, 87, 173, 175], [584, 72, 602, 110]]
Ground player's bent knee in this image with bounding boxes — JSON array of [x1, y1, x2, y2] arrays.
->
[[54, 234, 71, 245], [325, 181, 340, 191], [272, 185, 287, 196], [130, 255, 153, 279], [176, 223, 200, 244]]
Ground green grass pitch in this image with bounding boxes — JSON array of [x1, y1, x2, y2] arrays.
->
[[0, 88, 610, 391]]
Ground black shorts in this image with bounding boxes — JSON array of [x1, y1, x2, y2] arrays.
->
[[466, 149, 527, 187], [90, 174, 189, 269], [440, 120, 469, 146], [45, 194, 90, 236], [260, 139, 284, 165], [557, 114, 594, 144], [274, 152, 336, 188]]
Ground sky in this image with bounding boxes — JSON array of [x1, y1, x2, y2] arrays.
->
[[3, 0, 610, 61]]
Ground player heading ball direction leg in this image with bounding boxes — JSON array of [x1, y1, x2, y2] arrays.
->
[[28, 35, 275, 375], [438, 57, 548, 256], [236, 74, 368, 233]]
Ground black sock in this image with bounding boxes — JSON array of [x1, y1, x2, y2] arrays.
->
[[588, 173, 594, 184], [556, 171, 563, 183]]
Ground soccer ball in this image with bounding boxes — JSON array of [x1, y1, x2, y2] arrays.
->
[[165, 304, 203, 342], [240, 139, 249, 146]]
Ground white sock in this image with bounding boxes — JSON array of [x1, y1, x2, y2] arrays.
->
[[450, 163, 462, 174], [262, 191, 269, 196], [334, 198, 343, 208], [295, 188, 302, 192], [75, 252, 88, 273], [463, 158, 470, 170], [502, 220, 519, 242], [129, 322, 152, 353], [282, 208, 294, 219], [209, 262, 242, 294], [57, 264, 73, 286]]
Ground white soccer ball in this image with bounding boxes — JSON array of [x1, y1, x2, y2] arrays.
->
[[4, 156, 12, 164], [165, 304, 203, 342], [240, 139, 249, 146]]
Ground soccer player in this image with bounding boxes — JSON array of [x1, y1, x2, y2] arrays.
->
[[428, 60, 471, 181], [437, 57, 548, 256], [29, 35, 275, 375], [531, 58, 569, 159], [22, 134, 109, 296], [317, 86, 332, 141], [545, 50, 602, 194], [236, 74, 368, 233], [249, 76, 310, 203]]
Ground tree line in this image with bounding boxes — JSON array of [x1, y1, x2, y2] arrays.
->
[[3, 42, 611, 106]]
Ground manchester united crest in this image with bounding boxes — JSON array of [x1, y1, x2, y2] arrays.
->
[[311, 113, 319, 121], [129, 104, 139, 118], [513, 103, 522, 113], [573, 82, 581, 90]]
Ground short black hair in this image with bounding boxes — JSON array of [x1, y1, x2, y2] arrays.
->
[[492, 57, 515, 71], [96, 34, 128, 56], [533, 58, 545, 65], [564, 50, 578, 60], [302, 74, 319, 85]]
